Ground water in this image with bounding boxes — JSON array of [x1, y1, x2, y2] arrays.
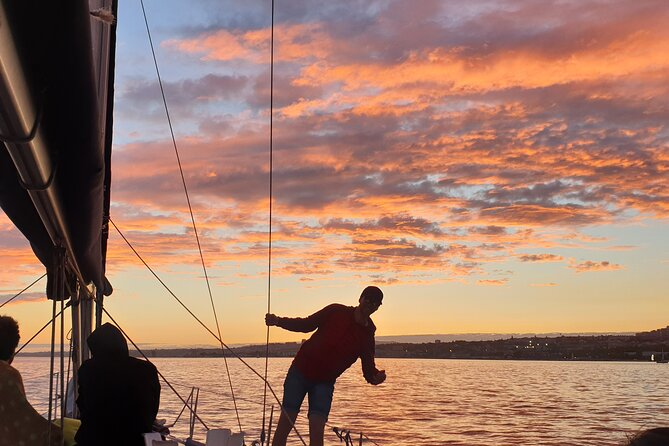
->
[[12, 357, 669, 445]]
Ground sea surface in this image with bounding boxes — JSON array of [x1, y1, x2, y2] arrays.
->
[[12, 357, 669, 445]]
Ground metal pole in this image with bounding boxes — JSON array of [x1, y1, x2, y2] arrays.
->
[[80, 285, 94, 362], [267, 405, 274, 446], [59, 293, 65, 439], [70, 283, 81, 418]]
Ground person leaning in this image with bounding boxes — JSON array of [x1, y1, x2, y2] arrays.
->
[[266, 286, 387, 446]]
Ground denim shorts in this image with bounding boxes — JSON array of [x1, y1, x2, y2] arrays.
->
[[282, 365, 335, 420]]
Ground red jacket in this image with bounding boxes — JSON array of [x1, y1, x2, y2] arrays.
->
[[277, 304, 380, 383]]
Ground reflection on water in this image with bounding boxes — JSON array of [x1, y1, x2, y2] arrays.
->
[[13, 357, 669, 445]]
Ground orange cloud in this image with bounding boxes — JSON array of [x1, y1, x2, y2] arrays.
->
[[164, 23, 335, 64], [478, 279, 509, 286], [569, 260, 623, 273]]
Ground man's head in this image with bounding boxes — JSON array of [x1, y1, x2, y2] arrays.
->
[[359, 286, 383, 316], [0, 315, 20, 362]]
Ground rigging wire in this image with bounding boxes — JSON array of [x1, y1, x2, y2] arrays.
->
[[13, 303, 70, 357], [0, 273, 47, 309], [178, 380, 381, 446], [165, 389, 195, 428], [47, 292, 57, 438], [59, 269, 211, 431], [156, 379, 383, 445], [138, 0, 243, 433], [261, 0, 276, 444], [100, 306, 210, 430], [109, 218, 307, 446], [63, 329, 74, 418]]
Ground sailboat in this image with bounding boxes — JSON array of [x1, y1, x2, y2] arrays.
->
[[656, 349, 668, 364]]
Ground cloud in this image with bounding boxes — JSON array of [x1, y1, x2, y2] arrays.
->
[[0, 292, 45, 306], [468, 225, 507, 236], [569, 260, 623, 273], [479, 205, 609, 226], [529, 283, 558, 287], [6, 0, 666, 293], [478, 279, 509, 286], [518, 254, 564, 263], [322, 215, 446, 237], [107, 0, 669, 288]]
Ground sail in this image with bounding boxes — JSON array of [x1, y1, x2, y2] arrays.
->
[[0, 0, 115, 299]]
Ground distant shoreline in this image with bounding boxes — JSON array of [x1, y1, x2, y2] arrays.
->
[[19, 326, 668, 362]]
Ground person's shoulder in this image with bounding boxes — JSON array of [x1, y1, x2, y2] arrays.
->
[[0, 361, 22, 381], [316, 303, 348, 314], [129, 356, 158, 373], [323, 303, 352, 316], [78, 358, 96, 372], [0, 362, 25, 395]]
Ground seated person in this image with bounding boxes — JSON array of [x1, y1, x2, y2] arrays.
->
[[76, 323, 160, 446], [0, 315, 63, 445]]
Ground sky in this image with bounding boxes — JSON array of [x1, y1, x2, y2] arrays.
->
[[1, 0, 668, 348]]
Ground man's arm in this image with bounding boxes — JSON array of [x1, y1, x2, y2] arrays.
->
[[265, 304, 338, 333], [361, 336, 386, 385]]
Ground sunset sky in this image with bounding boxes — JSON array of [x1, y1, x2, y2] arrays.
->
[[1, 0, 668, 348]]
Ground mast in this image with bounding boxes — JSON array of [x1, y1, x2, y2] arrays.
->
[[0, 0, 117, 417]]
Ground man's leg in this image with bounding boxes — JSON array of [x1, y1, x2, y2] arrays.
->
[[274, 366, 308, 446], [272, 409, 298, 446], [306, 381, 334, 446], [308, 414, 326, 446]]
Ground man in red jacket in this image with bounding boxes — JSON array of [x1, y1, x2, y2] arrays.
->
[[266, 286, 386, 446]]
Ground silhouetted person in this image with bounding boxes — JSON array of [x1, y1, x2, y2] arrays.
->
[[266, 286, 387, 446], [0, 315, 62, 446], [75, 323, 160, 446], [627, 428, 669, 446]]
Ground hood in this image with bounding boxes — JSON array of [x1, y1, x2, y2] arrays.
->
[[87, 323, 128, 359]]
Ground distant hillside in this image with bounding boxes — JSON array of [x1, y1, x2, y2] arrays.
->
[[18, 328, 666, 360], [376, 332, 635, 343]]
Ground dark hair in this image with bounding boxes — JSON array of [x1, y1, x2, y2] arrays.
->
[[361, 286, 383, 304], [627, 428, 669, 446], [0, 315, 20, 361]]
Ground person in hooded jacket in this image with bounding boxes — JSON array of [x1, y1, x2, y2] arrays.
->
[[75, 323, 160, 446]]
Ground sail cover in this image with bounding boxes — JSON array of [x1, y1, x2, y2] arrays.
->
[[0, 0, 115, 298]]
